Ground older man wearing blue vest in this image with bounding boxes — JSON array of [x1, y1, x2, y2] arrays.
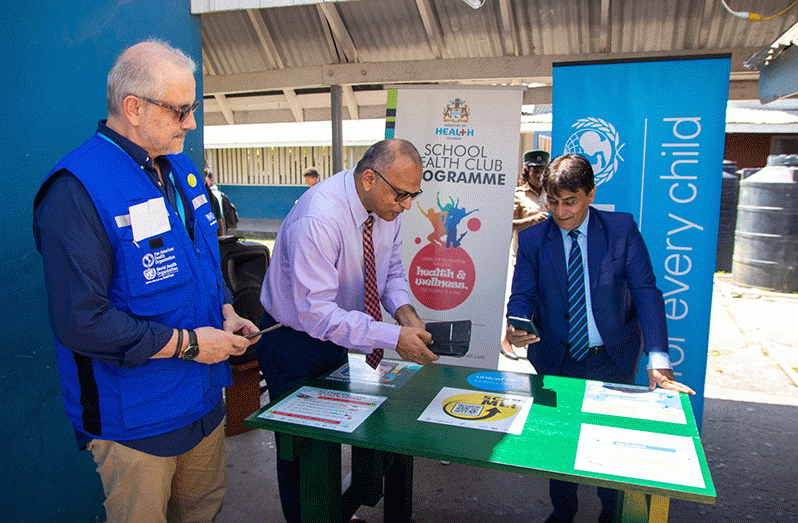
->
[[33, 40, 260, 523]]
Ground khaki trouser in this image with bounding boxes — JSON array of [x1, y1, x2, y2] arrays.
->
[[87, 422, 226, 523]]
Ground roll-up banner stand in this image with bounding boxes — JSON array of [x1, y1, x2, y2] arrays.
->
[[386, 86, 524, 368], [552, 56, 731, 431]]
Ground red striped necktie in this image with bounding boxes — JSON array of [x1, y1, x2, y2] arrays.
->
[[363, 214, 384, 369]]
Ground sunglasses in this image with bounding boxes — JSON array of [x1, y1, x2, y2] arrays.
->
[[371, 168, 423, 202], [138, 96, 200, 122]]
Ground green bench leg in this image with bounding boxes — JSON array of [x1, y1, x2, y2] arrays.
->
[[384, 453, 413, 523], [295, 435, 342, 523]]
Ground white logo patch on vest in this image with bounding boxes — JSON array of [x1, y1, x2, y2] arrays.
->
[[141, 247, 179, 284]]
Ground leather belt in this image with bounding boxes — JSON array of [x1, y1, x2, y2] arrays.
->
[[588, 345, 606, 356]]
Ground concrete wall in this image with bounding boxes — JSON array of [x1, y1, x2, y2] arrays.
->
[[220, 185, 308, 220], [3, 3, 203, 521]]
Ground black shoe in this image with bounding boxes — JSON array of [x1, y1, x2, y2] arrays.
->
[[544, 514, 573, 523]]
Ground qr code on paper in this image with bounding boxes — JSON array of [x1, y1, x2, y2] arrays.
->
[[451, 403, 483, 416]]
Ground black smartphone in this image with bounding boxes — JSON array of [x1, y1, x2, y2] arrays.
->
[[426, 320, 472, 357], [507, 316, 539, 337], [243, 323, 283, 339]]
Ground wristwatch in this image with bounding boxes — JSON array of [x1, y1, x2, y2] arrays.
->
[[181, 329, 199, 361]]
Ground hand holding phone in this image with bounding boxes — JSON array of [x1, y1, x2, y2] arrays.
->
[[507, 316, 539, 337]]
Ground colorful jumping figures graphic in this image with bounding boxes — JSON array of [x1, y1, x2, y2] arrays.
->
[[417, 202, 447, 248], [442, 198, 478, 249]]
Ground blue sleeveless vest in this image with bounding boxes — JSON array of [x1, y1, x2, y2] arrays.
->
[[41, 134, 231, 441]]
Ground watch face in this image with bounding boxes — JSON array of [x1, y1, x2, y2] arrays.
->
[[182, 345, 199, 361]]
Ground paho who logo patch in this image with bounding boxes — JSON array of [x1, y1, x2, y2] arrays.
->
[[563, 117, 625, 186]]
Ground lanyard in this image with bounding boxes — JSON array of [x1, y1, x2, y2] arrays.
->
[[168, 172, 187, 229], [98, 132, 187, 230]]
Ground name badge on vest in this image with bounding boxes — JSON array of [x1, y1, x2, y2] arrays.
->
[[129, 197, 171, 242]]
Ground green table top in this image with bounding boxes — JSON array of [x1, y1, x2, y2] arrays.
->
[[245, 362, 716, 505]]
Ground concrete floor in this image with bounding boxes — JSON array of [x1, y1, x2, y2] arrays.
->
[[216, 275, 798, 523]]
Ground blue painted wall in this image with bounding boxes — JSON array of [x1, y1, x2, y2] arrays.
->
[[3, 3, 203, 521], [220, 185, 308, 219]]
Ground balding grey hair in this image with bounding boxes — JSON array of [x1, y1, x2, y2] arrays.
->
[[107, 39, 196, 117], [355, 139, 422, 175]]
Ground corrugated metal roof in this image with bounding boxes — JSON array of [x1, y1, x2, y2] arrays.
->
[[196, 0, 798, 126]]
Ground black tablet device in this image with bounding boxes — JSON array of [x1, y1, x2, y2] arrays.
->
[[426, 320, 472, 357]]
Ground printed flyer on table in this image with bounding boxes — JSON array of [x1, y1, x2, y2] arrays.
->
[[257, 386, 387, 433]]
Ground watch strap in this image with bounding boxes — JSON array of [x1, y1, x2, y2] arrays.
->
[[172, 329, 183, 358], [181, 329, 200, 361]]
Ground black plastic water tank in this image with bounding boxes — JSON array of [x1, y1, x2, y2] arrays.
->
[[732, 155, 798, 293], [716, 161, 738, 272]]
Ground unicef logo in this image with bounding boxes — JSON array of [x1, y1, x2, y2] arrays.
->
[[142, 253, 155, 268], [563, 118, 625, 186]]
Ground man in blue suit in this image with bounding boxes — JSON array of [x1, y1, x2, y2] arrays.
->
[[507, 154, 694, 523]]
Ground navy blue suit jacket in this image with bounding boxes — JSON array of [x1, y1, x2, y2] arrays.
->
[[507, 208, 668, 380]]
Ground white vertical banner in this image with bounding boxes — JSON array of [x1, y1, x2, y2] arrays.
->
[[386, 87, 523, 368]]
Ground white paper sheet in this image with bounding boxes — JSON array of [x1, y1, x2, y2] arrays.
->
[[582, 381, 686, 424], [129, 197, 170, 242], [574, 424, 705, 489]]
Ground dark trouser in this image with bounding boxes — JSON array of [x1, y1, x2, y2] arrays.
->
[[253, 311, 348, 523], [549, 347, 634, 523]]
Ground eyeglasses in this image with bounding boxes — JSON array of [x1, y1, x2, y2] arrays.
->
[[371, 168, 423, 202], [138, 96, 200, 122]]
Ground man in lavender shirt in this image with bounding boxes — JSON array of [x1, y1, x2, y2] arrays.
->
[[254, 139, 438, 523]]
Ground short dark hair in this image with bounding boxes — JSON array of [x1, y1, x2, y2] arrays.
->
[[542, 154, 595, 196], [302, 167, 319, 179], [355, 139, 421, 175]]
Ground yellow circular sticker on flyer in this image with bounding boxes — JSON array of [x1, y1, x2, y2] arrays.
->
[[187, 173, 198, 187], [442, 393, 520, 421]]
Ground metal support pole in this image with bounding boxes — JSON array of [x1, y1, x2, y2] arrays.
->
[[331, 84, 343, 174]]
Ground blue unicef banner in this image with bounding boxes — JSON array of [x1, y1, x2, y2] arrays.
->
[[552, 56, 731, 431]]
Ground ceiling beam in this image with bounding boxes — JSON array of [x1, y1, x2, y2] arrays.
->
[[245, 8, 284, 69], [414, 0, 447, 59], [599, 0, 611, 53], [316, 3, 359, 63], [342, 85, 359, 120], [212, 94, 236, 125], [202, 53, 235, 125], [205, 48, 760, 95], [497, 0, 519, 56], [202, 79, 760, 121], [245, 8, 309, 122], [283, 88, 304, 122]]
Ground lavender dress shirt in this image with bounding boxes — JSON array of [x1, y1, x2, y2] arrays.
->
[[260, 169, 411, 355]]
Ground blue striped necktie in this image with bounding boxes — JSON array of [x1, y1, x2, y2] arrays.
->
[[567, 230, 589, 361]]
